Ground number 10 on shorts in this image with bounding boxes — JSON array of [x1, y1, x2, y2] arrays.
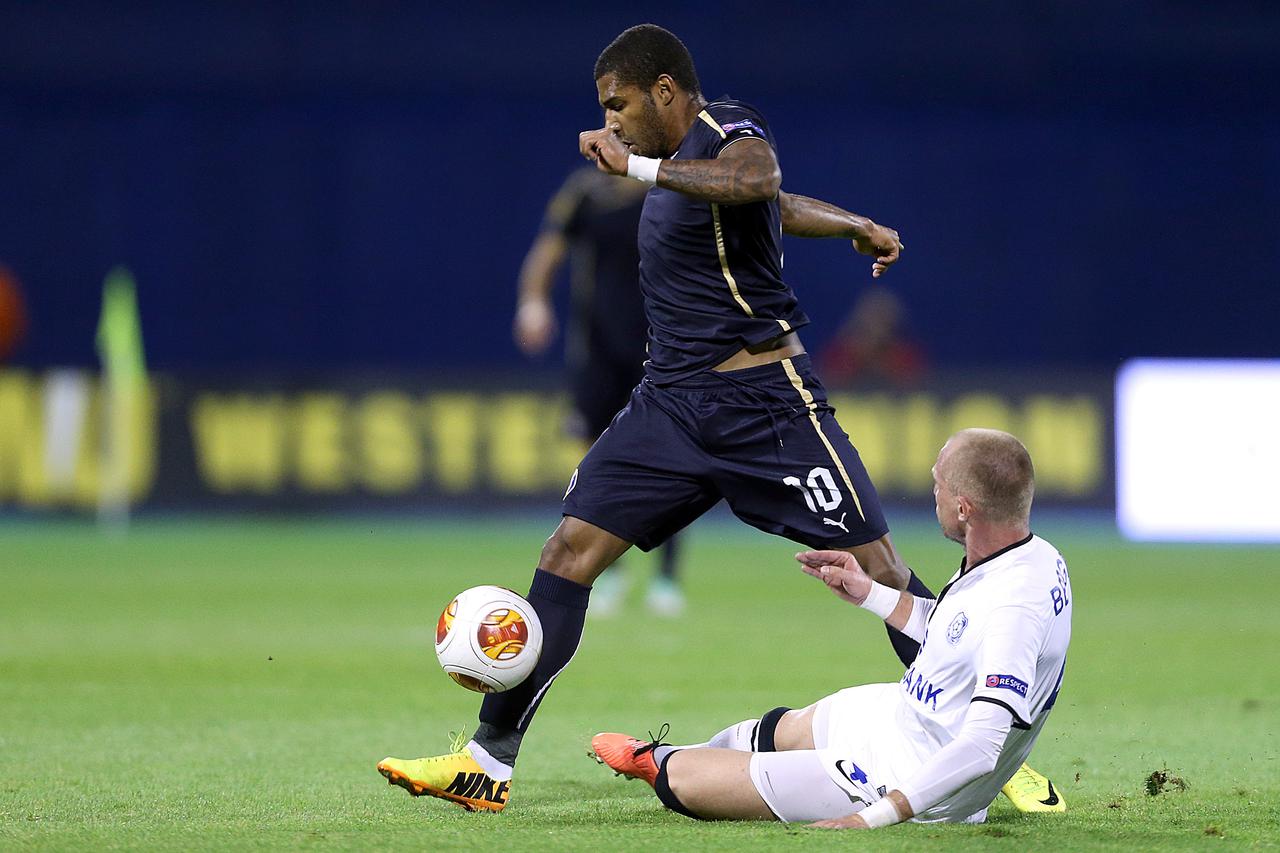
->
[[783, 467, 842, 513]]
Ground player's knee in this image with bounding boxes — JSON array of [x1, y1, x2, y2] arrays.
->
[[772, 707, 816, 751], [538, 521, 612, 586], [538, 529, 582, 580]]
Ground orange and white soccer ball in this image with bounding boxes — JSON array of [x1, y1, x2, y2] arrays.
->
[[435, 585, 543, 693]]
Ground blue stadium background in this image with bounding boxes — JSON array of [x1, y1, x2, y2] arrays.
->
[[2, 1, 1277, 373]]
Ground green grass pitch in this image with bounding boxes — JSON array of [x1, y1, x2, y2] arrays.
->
[[2, 515, 1278, 850]]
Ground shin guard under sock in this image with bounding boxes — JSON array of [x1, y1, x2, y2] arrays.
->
[[475, 568, 590, 765], [654, 704, 792, 769], [704, 718, 759, 751]]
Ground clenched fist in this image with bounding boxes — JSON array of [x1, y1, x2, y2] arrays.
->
[[579, 127, 631, 176]]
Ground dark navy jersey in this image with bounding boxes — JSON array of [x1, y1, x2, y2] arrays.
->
[[542, 168, 649, 370], [638, 98, 809, 384]]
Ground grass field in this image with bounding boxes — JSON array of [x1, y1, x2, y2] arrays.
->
[[2, 515, 1278, 850]]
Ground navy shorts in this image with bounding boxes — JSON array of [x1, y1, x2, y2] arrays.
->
[[561, 354, 889, 551]]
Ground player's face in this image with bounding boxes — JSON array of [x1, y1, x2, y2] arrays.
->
[[596, 74, 667, 158], [933, 451, 965, 544]]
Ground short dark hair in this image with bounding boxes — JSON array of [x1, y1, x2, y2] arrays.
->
[[594, 24, 701, 95]]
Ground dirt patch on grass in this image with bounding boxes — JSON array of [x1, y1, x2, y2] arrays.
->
[[1144, 768, 1189, 796]]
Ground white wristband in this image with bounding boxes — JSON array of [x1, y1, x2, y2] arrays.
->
[[860, 581, 900, 622], [626, 155, 661, 183], [859, 796, 902, 829]]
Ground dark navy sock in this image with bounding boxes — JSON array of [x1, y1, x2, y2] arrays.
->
[[475, 568, 590, 765], [658, 535, 680, 581], [885, 571, 935, 666]]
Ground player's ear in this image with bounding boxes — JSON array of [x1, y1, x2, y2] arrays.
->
[[653, 74, 676, 107]]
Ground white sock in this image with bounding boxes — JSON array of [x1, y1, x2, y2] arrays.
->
[[466, 740, 514, 781], [652, 718, 762, 767], [705, 718, 762, 751]]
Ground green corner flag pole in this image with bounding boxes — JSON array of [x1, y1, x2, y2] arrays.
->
[[95, 267, 146, 530]]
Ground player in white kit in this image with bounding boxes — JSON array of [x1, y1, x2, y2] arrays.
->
[[591, 428, 1072, 829]]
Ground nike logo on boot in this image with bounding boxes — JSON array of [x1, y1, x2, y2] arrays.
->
[[444, 771, 511, 805]]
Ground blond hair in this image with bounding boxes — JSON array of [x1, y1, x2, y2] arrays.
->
[[941, 428, 1035, 524]]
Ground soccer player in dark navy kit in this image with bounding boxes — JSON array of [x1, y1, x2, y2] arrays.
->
[[378, 23, 933, 813], [514, 168, 686, 616]]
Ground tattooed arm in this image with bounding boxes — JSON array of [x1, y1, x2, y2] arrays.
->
[[655, 138, 781, 204], [779, 190, 905, 278], [779, 191, 875, 238], [579, 128, 780, 204], [578, 125, 902, 276]]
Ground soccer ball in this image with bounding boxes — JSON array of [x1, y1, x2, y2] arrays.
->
[[435, 585, 543, 693]]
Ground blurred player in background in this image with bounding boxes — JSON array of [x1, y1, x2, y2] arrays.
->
[[380, 24, 1055, 815], [818, 287, 926, 387], [514, 168, 685, 617], [592, 429, 1071, 829], [0, 264, 28, 361]]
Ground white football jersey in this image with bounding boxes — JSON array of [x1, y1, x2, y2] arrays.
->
[[901, 533, 1072, 820], [821, 534, 1073, 822]]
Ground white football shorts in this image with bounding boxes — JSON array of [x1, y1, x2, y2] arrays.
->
[[747, 682, 910, 822]]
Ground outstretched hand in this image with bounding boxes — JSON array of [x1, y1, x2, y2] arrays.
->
[[795, 549, 873, 606], [852, 223, 903, 278]]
